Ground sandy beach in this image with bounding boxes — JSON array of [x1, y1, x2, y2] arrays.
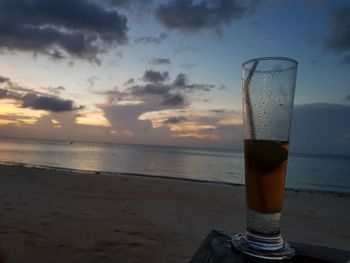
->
[[0, 164, 349, 262]]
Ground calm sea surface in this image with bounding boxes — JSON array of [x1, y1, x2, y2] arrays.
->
[[0, 138, 349, 193]]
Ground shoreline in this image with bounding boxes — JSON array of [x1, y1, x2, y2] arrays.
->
[[1, 161, 349, 197]]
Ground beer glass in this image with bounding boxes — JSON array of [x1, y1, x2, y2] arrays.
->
[[232, 57, 298, 259]]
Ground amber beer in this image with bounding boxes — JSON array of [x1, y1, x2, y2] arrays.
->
[[244, 139, 289, 214]]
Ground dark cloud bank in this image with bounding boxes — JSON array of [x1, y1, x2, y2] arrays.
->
[[0, 76, 82, 112], [327, 5, 350, 52], [155, 0, 260, 34], [290, 103, 350, 155], [0, 0, 128, 62], [21, 93, 82, 112], [326, 5, 350, 64]]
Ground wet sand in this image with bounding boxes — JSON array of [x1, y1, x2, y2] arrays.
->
[[0, 164, 349, 262]]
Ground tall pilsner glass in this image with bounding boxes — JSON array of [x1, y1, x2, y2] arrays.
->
[[232, 57, 298, 260]]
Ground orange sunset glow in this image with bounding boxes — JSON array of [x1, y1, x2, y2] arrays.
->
[[0, 99, 48, 125]]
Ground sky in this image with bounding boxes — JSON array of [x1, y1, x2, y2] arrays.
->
[[0, 0, 349, 155]]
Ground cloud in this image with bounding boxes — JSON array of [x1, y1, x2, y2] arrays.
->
[[124, 78, 135, 86], [340, 55, 350, 65], [142, 70, 169, 83], [155, 0, 260, 35], [21, 93, 82, 112], [0, 87, 21, 100], [0, 75, 10, 83], [0, 0, 128, 62], [325, 5, 350, 64], [0, 88, 82, 112], [173, 73, 215, 91], [3, 80, 62, 98], [161, 103, 350, 152], [149, 58, 171, 66], [346, 94, 350, 101], [86, 76, 100, 89], [290, 103, 350, 155], [132, 102, 350, 153], [95, 70, 225, 145], [218, 85, 228, 90], [106, 71, 215, 107], [100, 82, 186, 109], [134, 33, 167, 44], [92, 0, 154, 21], [162, 93, 185, 106], [100, 102, 173, 145], [96, 101, 244, 148], [129, 83, 170, 97], [173, 73, 188, 87], [0, 89, 8, 97], [326, 5, 350, 52], [210, 109, 227, 113], [164, 109, 243, 148], [96, 72, 214, 138], [46, 49, 66, 60], [46, 86, 65, 95], [163, 116, 187, 124], [100, 0, 153, 12], [102, 0, 152, 8], [0, 76, 82, 112], [185, 83, 215, 92]]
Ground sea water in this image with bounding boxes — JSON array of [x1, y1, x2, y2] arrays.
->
[[0, 138, 349, 193]]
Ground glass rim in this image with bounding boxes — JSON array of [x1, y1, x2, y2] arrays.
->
[[242, 56, 298, 69]]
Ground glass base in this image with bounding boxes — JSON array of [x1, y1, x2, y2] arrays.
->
[[231, 231, 295, 260]]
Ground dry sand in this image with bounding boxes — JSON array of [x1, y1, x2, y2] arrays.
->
[[0, 164, 349, 262]]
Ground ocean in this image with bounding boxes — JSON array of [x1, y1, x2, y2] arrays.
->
[[0, 138, 349, 194]]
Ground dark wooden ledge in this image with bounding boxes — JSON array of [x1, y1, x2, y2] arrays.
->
[[190, 230, 350, 263]]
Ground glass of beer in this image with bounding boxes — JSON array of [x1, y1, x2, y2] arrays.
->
[[232, 57, 298, 260]]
